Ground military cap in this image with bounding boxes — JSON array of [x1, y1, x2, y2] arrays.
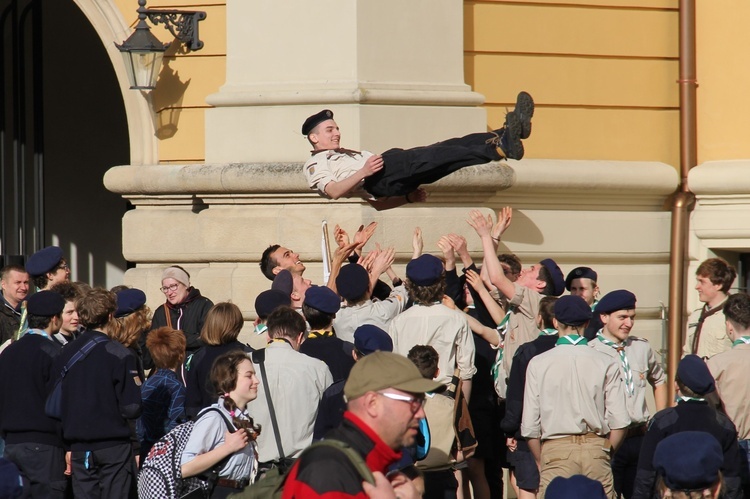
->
[[677, 354, 715, 395], [255, 289, 292, 319], [540, 258, 565, 296], [302, 109, 334, 135], [27, 290, 65, 317], [114, 288, 147, 318], [303, 285, 341, 315], [354, 325, 393, 355], [546, 475, 607, 499], [554, 295, 592, 327], [25, 246, 63, 277], [271, 269, 293, 296], [344, 351, 443, 400], [336, 264, 370, 302], [596, 290, 637, 314], [406, 254, 444, 287], [653, 432, 723, 492], [565, 266, 598, 291]]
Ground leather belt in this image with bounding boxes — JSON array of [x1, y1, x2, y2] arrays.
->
[[216, 478, 248, 489], [626, 424, 647, 439]]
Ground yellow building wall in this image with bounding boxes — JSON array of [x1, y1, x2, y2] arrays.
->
[[464, 0, 680, 167], [114, 0, 226, 163]]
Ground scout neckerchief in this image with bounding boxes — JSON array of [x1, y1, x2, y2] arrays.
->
[[308, 329, 334, 339], [676, 395, 705, 403], [254, 324, 268, 336], [732, 336, 750, 347], [597, 331, 634, 396], [539, 328, 558, 336], [490, 306, 515, 382], [591, 299, 599, 312], [691, 301, 726, 354], [556, 334, 588, 346], [25, 328, 52, 341]]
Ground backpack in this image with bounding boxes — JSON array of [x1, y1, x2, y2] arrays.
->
[[227, 439, 374, 499], [138, 407, 234, 499]]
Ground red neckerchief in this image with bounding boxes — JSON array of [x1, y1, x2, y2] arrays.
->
[[343, 411, 402, 474]]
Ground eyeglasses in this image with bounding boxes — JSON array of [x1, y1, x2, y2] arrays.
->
[[57, 263, 70, 272], [160, 283, 182, 294], [377, 391, 426, 412]]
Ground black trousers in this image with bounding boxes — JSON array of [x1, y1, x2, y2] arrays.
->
[[612, 434, 644, 499], [4, 442, 67, 499], [363, 131, 502, 198], [71, 443, 135, 499]]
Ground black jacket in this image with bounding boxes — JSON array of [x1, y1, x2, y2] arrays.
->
[[51, 330, 142, 451], [0, 297, 21, 344]]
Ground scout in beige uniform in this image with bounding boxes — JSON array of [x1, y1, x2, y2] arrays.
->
[[589, 289, 667, 499], [683, 257, 737, 358], [467, 208, 565, 376], [521, 295, 630, 499], [707, 292, 750, 495], [301, 94, 533, 211]]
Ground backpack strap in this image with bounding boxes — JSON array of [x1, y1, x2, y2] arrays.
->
[[252, 349, 286, 461], [306, 440, 375, 485], [58, 335, 109, 379], [192, 407, 238, 487]]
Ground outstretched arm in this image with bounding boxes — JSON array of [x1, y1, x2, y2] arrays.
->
[[467, 208, 515, 300], [324, 155, 384, 200]]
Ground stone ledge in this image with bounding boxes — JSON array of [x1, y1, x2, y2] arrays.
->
[[689, 160, 750, 196]]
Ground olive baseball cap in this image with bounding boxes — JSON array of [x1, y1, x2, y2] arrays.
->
[[344, 351, 443, 400]]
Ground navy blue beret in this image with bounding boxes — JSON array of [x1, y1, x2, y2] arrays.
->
[[677, 354, 715, 395], [272, 270, 293, 296], [336, 264, 370, 302], [304, 285, 341, 315], [114, 288, 147, 318], [302, 109, 334, 135], [25, 246, 63, 276], [540, 258, 565, 297], [546, 475, 606, 499], [406, 254, 444, 286], [596, 289, 637, 314], [653, 432, 723, 491], [0, 457, 22, 498], [565, 266, 598, 291], [354, 325, 393, 355], [255, 289, 292, 319], [27, 290, 65, 317], [554, 295, 592, 327]]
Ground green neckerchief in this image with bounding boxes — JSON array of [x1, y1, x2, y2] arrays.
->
[[597, 331, 635, 397], [254, 324, 268, 335], [733, 336, 750, 347], [591, 299, 599, 311], [539, 328, 558, 336], [677, 395, 705, 403], [556, 334, 588, 346]]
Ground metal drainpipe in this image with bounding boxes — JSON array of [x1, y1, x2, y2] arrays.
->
[[667, 0, 698, 402]]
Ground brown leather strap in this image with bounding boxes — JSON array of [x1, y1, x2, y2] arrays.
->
[[691, 302, 725, 354], [216, 478, 248, 489], [164, 304, 173, 330]]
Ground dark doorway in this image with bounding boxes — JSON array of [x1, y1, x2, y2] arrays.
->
[[1, 0, 130, 286]]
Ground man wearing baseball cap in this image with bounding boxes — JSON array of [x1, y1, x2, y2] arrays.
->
[[283, 351, 441, 498], [588, 289, 667, 499]]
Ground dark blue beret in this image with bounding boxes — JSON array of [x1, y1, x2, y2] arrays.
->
[[653, 432, 723, 491], [677, 354, 715, 395], [354, 325, 393, 355], [255, 289, 292, 319], [114, 288, 147, 318], [596, 289, 637, 314], [272, 270, 293, 296], [304, 285, 341, 315], [302, 109, 334, 135], [25, 246, 63, 276], [554, 295, 592, 326], [336, 264, 370, 302], [540, 258, 565, 297], [406, 254, 444, 286], [565, 266, 598, 291], [546, 475, 606, 499], [0, 457, 22, 498], [27, 290, 65, 317]]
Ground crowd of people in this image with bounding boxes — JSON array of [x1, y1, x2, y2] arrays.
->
[[0, 205, 746, 499]]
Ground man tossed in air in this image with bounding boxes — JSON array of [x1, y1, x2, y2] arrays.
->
[[303, 92, 534, 210]]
